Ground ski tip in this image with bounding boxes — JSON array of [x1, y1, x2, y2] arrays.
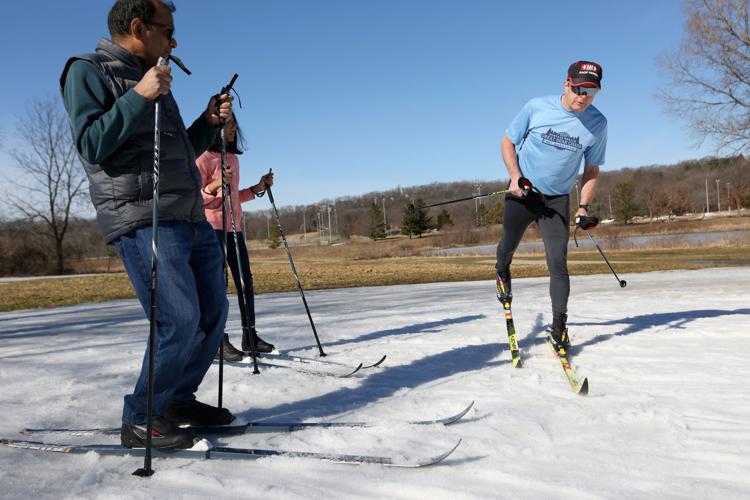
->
[[339, 363, 364, 378], [465, 400, 475, 414], [368, 355, 387, 368], [436, 438, 463, 464], [443, 401, 475, 426], [406, 438, 463, 467], [577, 378, 589, 396]]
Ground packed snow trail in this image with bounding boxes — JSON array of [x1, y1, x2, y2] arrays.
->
[[1, 267, 748, 498]]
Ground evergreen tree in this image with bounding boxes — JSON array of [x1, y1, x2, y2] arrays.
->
[[486, 201, 504, 225], [476, 203, 488, 226], [400, 198, 433, 238], [367, 202, 386, 240], [267, 220, 281, 248], [612, 181, 642, 224], [435, 208, 454, 230]]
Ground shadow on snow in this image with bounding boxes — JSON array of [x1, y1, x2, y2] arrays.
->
[[292, 314, 487, 353], [245, 340, 505, 422]]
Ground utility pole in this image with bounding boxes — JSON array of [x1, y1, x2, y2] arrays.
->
[[334, 205, 338, 238], [716, 179, 721, 212], [727, 182, 732, 213], [382, 197, 387, 236], [474, 183, 480, 225], [302, 210, 307, 242], [608, 194, 613, 220], [327, 205, 332, 244], [705, 178, 710, 213], [266, 215, 270, 240]]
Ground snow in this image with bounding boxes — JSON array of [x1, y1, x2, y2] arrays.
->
[[1, 267, 749, 499]]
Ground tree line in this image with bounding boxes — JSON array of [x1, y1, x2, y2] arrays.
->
[[2, 154, 748, 276], [245, 154, 750, 243]]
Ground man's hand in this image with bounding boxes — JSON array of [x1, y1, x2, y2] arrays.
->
[[508, 176, 527, 197], [204, 93, 233, 126], [133, 66, 172, 100]]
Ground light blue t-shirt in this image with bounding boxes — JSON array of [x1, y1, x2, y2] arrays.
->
[[505, 95, 607, 196]]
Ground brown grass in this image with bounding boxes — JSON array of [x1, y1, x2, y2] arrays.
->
[[2, 215, 747, 312], [3, 243, 749, 312]]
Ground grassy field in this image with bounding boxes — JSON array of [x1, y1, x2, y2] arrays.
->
[[1, 216, 748, 312]]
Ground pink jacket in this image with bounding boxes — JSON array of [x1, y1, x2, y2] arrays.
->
[[196, 151, 255, 231]]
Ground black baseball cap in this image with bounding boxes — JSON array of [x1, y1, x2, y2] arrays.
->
[[568, 61, 603, 88]]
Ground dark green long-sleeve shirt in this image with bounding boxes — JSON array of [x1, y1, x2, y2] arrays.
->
[[63, 60, 217, 166], [60, 38, 219, 243]]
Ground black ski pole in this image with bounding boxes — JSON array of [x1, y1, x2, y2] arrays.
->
[[424, 177, 533, 208], [265, 173, 327, 357], [220, 134, 260, 376], [217, 74, 260, 392], [574, 215, 627, 288], [133, 55, 168, 478]]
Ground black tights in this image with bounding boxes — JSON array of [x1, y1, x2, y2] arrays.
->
[[495, 192, 570, 316], [214, 230, 256, 334]]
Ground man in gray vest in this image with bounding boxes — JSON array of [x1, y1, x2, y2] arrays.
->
[[61, 0, 235, 450]]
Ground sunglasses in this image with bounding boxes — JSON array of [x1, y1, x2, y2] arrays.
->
[[146, 20, 175, 41], [569, 81, 600, 97]]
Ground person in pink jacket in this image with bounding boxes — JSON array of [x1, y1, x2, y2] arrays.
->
[[196, 116, 275, 360]]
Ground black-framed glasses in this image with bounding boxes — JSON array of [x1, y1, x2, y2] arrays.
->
[[569, 81, 600, 97], [146, 20, 175, 41]]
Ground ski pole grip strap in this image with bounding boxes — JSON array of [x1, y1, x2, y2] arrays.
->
[[215, 73, 239, 121]]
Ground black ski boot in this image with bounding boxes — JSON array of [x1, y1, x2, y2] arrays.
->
[[242, 328, 276, 353], [121, 417, 195, 450], [215, 333, 245, 362], [164, 399, 236, 427], [548, 313, 570, 353], [495, 272, 512, 304]]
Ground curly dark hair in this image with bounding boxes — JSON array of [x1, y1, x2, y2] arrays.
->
[[107, 0, 176, 37]]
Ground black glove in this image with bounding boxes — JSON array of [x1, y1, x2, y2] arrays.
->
[[575, 215, 599, 230]]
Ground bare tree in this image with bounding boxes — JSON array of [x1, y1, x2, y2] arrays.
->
[[659, 0, 750, 153], [4, 98, 87, 274]]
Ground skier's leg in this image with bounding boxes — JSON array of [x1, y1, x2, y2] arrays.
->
[[495, 194, 537, 299], [538, 195, 571, 343]]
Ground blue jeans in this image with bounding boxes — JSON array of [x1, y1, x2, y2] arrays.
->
[[113, 220, 228, 424]]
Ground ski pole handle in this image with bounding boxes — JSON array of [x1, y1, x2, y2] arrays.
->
[[215, 73, 239, 124], [220, 73, 239, 96], [575, 215, 600, 230], [265, 169, 275, 204], [517, 177, 532, 197], [167, 54, 191, 75]]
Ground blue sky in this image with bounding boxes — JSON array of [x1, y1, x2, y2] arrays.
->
[[0, 0, 714, 209]]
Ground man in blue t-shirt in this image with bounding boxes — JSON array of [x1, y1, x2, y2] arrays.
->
[[496, 60, 607, 353]]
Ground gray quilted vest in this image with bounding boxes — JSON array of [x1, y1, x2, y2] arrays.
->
[[60, 38, 209, 243]]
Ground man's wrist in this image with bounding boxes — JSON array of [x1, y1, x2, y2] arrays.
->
[[579, 204, 591, 211]]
